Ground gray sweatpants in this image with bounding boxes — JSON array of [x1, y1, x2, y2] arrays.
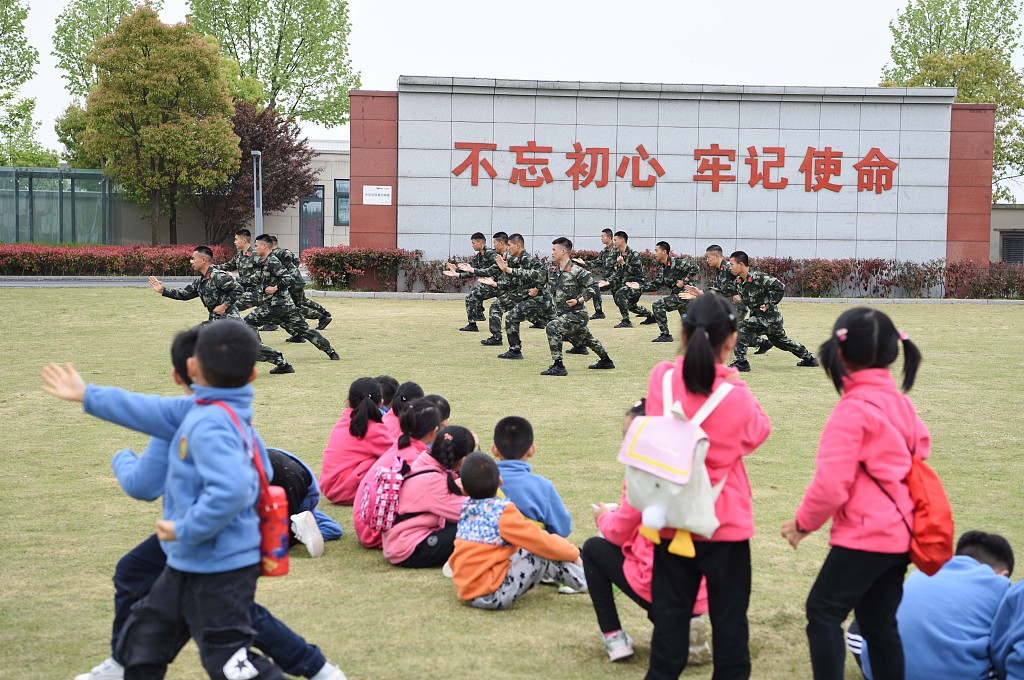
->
[[467, 549, 587, 610]]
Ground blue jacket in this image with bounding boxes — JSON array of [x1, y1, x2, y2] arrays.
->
[[862, 556, 1009, 680], [991, 579, 1024, 679], [495, 459, 572, 538], [268, 448, 342, 541], [85, 383, 270, 573]]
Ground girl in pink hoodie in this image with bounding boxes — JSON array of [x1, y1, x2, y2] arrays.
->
[[781, 307, 928, 680], [643, 293, 771, 680], [380, 381, 424, 440], [318, 377, 395, 505]]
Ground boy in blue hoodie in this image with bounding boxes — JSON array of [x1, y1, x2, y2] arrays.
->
[[43, 319, 284, 680]]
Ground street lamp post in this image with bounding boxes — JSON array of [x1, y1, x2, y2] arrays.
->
[[251, 150, 264, 234]]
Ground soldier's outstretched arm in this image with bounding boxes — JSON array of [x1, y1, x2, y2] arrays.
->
[[148, 276, 164, 294]]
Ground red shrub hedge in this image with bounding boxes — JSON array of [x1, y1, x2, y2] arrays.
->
[[0, 244, 232, 276]]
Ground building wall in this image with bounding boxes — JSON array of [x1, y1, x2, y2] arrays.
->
[[991, 204, 1024, 262], [349, 91, 399, 249]]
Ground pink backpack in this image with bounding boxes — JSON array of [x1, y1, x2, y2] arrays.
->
[[357, 456, 436, 532]]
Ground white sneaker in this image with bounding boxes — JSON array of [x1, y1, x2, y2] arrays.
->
[[441, 560, 453, 578], [557, 583, 587, 594], [74, 657, 124, 680], [688, 615, 712, 665], [290, 511, 324, 558], [602, 630, 634, 662], [309, 661, 347, 680]]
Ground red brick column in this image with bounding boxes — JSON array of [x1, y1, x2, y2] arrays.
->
[[946, 103, 995, 263], [349, 91, 398, 249]]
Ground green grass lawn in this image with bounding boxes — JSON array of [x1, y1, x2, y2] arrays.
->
[[1, 289, 1022, 679]]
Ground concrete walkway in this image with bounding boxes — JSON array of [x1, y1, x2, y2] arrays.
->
[[1, 276, 1021, 304]]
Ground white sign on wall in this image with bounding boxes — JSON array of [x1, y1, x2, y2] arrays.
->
[[363, 185, 393, 205]]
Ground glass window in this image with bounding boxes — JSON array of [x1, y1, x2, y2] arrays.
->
[[1002, 232, 1024, 264], [334, 179, 350, 227]]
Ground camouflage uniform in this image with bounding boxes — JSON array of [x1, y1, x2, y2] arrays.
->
[[708, 262, 747, 319], [274, 246, 330, 322], [504, 290, 557, 353], [214, 244, 259, 311], [461, 247, 500, 322], [733, 271, 814, 363], [244, 253, 338, 358], [472, 251, 537, 341], [579, 244, 616, 314], [159, 269, 289, 368], [647, 257, 700, 336], [508, 261, 611, 363], [606, 246, 653, 322]]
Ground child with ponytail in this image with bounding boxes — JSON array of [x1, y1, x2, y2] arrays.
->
[[381, 381, 425, 439], [782, 307, 929, 680], [353, 399, 441, 549], [382, 425, 474, 568], [643, 292, 771, 680], [319, 377, 395, 505]]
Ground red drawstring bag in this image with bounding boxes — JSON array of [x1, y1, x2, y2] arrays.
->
[[197, 399, 289, 577]]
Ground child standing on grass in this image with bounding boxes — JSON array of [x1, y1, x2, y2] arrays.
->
[[643, 293, 771, 680], [319, 376, 395, 505], [449, 452, 586, 609], [382, 425, 473, 568], [43, 319, 286, 679], [781, 307, 928, 680]]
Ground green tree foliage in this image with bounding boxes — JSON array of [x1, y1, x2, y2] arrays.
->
[[55, 104, 101, 168], [0, 99, 59, 167], [0, 0, 56, 168], [83, 6, 240, 245], [52, 0, 165, 100], [189, 0, 361, 127], [0, 0, 37, 98]]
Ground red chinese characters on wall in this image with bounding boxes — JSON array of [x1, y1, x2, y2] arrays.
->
[[450, 141, 898, 192]]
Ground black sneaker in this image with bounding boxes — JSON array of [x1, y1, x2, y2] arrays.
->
[[590, 311, 606, 320], [269, 363, 295, 374], [285, 335, 306, 343], [652, 333, 674, 343], [459, 322, 479, 332], [754, 339, 772, 355], [261, 323, 279, 332], [639, 316, 658, 325], [588, 358, 615, 370], [480, 336, 502, 346], [613, 319, 633, 329], [327, 351, 340, 361], [497, 349, 523, 360], [540, 361, 568, 376], [565, 345, 590, 355], [472, 315, 487, 322], [729, 360, 751, 372], [530, 322, 545, 329], [317, 315, 333, 331], [797, 356, 820, 367]]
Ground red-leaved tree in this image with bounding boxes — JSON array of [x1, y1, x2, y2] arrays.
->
[[194, 101, 318, 245]]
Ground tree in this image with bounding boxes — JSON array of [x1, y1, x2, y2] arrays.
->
[[883, 0, 1021, 82], [83, 6, 240, 244], [189, 0, 361, 127], [0, 99, 59, 167], [52, 0, 165, 100], [194, 101, 318, 245], [902, 50, 1024, 202], [55, 104, 101, 168], [0, 0, 56, 168], [0, 0, 37, 99]]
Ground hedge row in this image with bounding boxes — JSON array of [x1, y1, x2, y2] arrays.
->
[[0, 244, 233, 276]]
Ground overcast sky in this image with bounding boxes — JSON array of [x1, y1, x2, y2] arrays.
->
[[22, 0, 920, 151]]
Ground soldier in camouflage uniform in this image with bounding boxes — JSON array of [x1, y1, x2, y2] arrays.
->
[[604, 231, 654, 328], [645, 241, 700, 343], [684, 244, 771, 355], [457, 233, 536, 346], [243, 235, 340, 362], [268, 235, 333, 344], [498, 237, 614, 376], [726, 250, 818, 373], [148, 246, 295, 374], [445, 232, 507, 331], [571, 228, 616, 319]]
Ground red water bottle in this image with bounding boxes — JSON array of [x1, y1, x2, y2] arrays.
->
[[259, 484, 290, 576]]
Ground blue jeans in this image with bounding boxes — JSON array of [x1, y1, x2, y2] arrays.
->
[[112, 535, 326, 677]]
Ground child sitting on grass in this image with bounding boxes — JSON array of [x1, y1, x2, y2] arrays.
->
[[449, 452, 586, 610]]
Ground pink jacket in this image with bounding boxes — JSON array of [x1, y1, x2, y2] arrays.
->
[[796, 368, 930, 553], [382, 450, 467, 565], [352, 438, 430, 549], [382, 409, 402, 439], [597, 482, 708, 613], [646, 357, 771, 542], [319, 409, 395, 505]]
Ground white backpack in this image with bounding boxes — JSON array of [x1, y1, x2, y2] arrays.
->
[[617, 367, 733, 543]]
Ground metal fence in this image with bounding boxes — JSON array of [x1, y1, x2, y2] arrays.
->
[[0, 167, 123, 244]]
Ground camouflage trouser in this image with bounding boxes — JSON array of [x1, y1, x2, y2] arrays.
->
[[244, 302, 336, 356], [546, 308, 609, 362], [589, 280, 604, 313], [735, 311, 812, 362], [652, 292, 690, 336], [613, 286, 651, 321], [505, 297, 554, 352], [290, 285, 329, 320], [204, 312, 287, 367], [465, 282, 501, 322], [487, 293, 527, 339]]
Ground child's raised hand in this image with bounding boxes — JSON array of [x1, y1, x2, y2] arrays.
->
[[41, 363, 86, 402]]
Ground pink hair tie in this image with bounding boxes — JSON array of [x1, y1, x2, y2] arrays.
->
[[898, 330, 909, 342], [835, 328, 848, 342], [443, 432, 453, 442]]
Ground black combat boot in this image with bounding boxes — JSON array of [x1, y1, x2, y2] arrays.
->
[[540, 360, 568, 376]]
